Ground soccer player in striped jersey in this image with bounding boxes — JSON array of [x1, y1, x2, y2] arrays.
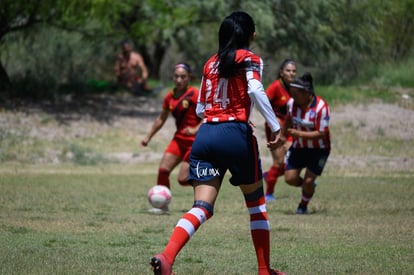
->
[[142, 63, 201, 213], [282, 72, 331, 214], [150, 11, 286, 275], [263, 59, 297, 202]]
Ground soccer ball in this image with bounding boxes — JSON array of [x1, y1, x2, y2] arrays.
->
[[147, 185, 172, 209]]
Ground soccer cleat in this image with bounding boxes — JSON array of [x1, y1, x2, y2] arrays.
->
[[270, 269, 287, 275], [296, 203, 308, 214], [265, 194, 276, 202], [148, 207, 169, 214], [150, 254, 173, 275]]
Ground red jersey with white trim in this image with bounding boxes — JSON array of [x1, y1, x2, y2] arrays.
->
[[266, 78, 291, 121], [198, 49, 263, 123], [287, 96, 331, 149], [163, 86, 201, 141]]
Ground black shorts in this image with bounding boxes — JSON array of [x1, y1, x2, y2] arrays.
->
[[285, 148, 330, 176]]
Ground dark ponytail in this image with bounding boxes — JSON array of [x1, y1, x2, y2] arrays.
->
[[216, 11, 255, 78]]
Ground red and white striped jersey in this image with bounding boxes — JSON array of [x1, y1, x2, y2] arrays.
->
[[287, 96, 331, 149], [198, 49, 263, 123]]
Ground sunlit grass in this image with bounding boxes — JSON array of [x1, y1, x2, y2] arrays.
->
[[0, 171, 413, 274]]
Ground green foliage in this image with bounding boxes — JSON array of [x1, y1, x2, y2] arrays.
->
[[382, 0, 414, 60], [1, 0, 413, 97], [354, 52, 414, 88]]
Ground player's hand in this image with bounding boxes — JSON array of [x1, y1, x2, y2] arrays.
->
[[248, 120, 256, 129], [141, 137, 149, 147], [267, 130, 284, 151], [183, 127, 197, 136], [287, 128, 299, 138]]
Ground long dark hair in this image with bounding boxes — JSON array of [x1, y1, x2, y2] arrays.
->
[[216, 11, 256, 78], [290, 72, 315, 95]]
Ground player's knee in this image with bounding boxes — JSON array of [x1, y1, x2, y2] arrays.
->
[[193, 200, 214, 217], [178, 179, 191, 186], [178, 178, 191, 186]]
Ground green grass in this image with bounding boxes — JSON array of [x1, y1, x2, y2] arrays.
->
[[0, 168, 413, 274]]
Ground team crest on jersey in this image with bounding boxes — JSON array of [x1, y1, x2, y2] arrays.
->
[[309, 110, 316, 119], [182, 99, 189, 109]]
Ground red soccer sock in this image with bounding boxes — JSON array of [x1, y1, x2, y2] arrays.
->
[[246, 195, 271, 274], [265, 165, 283, 195], [161, 206, 212, 265], [157, 168, 170, 189], [300, 192, 313, 206]]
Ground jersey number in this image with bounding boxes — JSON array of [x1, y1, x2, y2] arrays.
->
[[205, 78, 230, 109]]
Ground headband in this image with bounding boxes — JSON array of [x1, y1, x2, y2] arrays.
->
[[289, 83, 307, 90], [175, 63, 191, 73]]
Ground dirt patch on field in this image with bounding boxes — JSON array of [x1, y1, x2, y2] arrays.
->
[[1, 93, 413, 174]]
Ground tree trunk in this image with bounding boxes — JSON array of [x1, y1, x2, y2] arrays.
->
[[0, 61, 11, 90], [152, 42, 167, 79]]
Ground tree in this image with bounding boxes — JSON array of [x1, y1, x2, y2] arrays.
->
[[0, 0, 103, 89], [383, 0, 414, 60]]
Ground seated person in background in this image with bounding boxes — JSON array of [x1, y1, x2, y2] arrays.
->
[[114, 39, 153, 96]]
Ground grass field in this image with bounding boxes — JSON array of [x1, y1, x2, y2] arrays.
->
[[1, 78, 414, 274], [0, 164, 413, 274]]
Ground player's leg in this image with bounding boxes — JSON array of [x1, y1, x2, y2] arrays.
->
[[177, 161, 191, 186], [240, 180, 272, 275], [157, 152, 181, 189], [151, 179, 219, 274], [284, 147, 304, 187], [176, 140, 193, 186], [240, 181, 285, 275], [265, 145, 286, 201], [234, 128, 284, 275], [296, 170, 317, 214], [296, 149, 330, 214], [157, 140, 183, 189]]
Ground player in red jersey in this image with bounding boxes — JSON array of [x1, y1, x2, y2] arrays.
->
[[282, 72, 331, 214], [263, 59, 297, 202], [150, 12, 286, 275], [142, 63, 201, 213]]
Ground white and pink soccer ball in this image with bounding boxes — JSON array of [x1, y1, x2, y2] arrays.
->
[[147, 185, 172, 209]]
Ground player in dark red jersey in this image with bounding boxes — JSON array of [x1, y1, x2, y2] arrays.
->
[[282, 72, 331, 214], [263, 59, 297, 202], [150, 11, 286, 275], [142, 63, 201, 213]]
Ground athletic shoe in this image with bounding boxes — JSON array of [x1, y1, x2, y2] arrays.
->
[[265, 194, 276, 202], [148, 207, 169, 214], [150, 254, 173, 275], [270, 269, 287, 275], [296, 203, 308, 214]]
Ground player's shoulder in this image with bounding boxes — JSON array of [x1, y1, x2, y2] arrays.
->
[[235, 49, 261, 61], [315, 95, 329, 106]]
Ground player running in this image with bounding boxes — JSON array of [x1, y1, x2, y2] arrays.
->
[[282, 72, 331, 214], [263, 59, 297, 202], [141, 63, 201, 213], [150, 11, 286, 275]]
